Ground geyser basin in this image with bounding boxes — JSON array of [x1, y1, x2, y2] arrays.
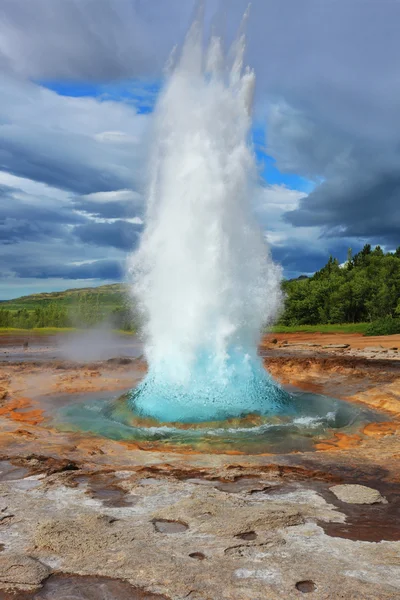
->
[[54, 387, 386, 455]]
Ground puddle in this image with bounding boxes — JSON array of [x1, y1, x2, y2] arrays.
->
[[320, 483, 400, 542], [0, 574, 169, 599], [235, 531, 257, 541], [296, 580, 317, 593], [293, 479, 400, 542], [0, 462, 30, 482], [47, 387, 388, 454], [153, 519, 189, 534], [189, 552, 206, 560], [72, 473, 136, 508]]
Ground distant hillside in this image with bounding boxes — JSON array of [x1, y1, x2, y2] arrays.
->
[[1, 283, 127, 311], [0, 283, 134, 330]]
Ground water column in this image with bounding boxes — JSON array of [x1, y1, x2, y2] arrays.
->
[[128, 14, 291, 422]]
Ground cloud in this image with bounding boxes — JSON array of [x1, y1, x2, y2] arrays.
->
[[0, 174, 133, 293], [244, 1, 400, 253], [72, 189, 143, 220], [0, 77, 148, 194], [0, 0, 195, 80], [74, 219, 142, 251], [0, 78, 145, 294], [13, 259, 123, 280], [1, 0, 400, 295], [255, 184, 361, 276], [0, 182, 86, 244], [284, 166, 400, 247]]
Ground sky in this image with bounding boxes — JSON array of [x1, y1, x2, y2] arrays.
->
[[1, 0, 400, 300]]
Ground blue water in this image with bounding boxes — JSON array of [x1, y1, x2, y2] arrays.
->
[[50, 385, 386, 455], [128, 353, 293, 423]]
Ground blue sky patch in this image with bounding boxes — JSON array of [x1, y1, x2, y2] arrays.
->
[[40, 78, 161, 114]]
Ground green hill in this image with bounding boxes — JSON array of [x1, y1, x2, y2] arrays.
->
[[0, 283, 127, 310], [0, 283, 134, 330]]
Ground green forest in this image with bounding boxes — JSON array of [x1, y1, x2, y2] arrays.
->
[[280, 244, 400, 335], [1, 244, 400, 335]]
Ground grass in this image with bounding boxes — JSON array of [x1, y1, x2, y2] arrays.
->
[[0, 323, 370, 336], [0, 327, 136, 336], [0, 327, 78, 335], [270, 323, 370, 334]]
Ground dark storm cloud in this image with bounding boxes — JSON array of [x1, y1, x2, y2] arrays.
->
[[285, 166, 400, 247], [0, 130, 126, 195], [0, 0, 194, 80], [271, 239, 356, 276], [245, 0, 400, 246], [0, 183, 86, 244], [13, 259, 123, 280], [74, 220, 141, 251]]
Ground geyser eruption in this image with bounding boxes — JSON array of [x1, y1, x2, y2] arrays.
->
[[128, 14, 291, 422]]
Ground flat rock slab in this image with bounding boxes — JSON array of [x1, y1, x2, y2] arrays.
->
[[322, 344, 350, 349], [0, 553, 51, 585], [330, 484, 387, 505]]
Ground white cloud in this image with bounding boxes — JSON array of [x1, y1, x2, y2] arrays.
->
[[80, 190, 142, 204], [0, 76, 149, 194]]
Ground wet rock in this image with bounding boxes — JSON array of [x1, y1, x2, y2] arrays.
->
[[9, 574, 170, 599], [329, 484, 387, 505], [21, 455, 79, 475], [152, 519, 188, 534], [0, 553, 51, 585]]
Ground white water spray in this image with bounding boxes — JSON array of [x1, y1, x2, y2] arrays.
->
[[128, 14, 289, 422]]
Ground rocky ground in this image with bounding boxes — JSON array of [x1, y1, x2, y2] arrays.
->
[[0, 332, 399, 599]]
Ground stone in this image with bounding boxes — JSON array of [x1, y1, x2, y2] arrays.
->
[[151, 490, 304, 537], [329, 484, 387, 505], [0, 553, 51, 585], [363, 346, 385, 352], [322, 344, 350, 349]]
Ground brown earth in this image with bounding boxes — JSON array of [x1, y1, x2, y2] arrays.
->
[[0, 333, 399, 599], [262, 331, 400, 350]]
